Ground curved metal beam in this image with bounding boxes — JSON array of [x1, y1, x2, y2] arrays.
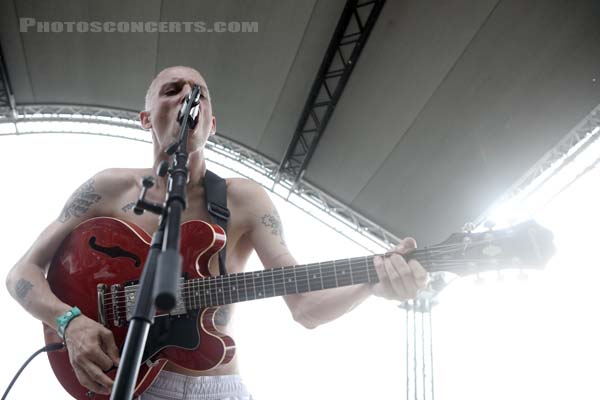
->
[[1, 103, 399, 251], [474, 103, 600, 227]]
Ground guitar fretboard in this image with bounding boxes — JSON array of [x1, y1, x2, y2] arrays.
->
[[180, 256, 379, 309], [121, 218, 553, 315]]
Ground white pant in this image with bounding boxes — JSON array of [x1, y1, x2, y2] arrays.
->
[[139, 370, 254, 400]]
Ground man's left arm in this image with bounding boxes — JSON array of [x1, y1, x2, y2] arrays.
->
[[241, 181, 427, 329]]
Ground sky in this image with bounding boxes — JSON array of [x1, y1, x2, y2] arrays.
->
[[1, 131, 599, 400]]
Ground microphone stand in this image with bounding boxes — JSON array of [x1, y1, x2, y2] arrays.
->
[[110, 85, 202, 400]]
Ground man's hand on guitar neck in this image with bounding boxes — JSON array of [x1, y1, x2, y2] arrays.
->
[[63, 314, 120, 396], [372, 237, 428, 301]]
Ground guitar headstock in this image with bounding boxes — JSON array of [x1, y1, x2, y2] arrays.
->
[[422, 220, 555, 277]]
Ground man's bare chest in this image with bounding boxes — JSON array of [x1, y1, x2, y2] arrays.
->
[[104, 184, 250, 276]]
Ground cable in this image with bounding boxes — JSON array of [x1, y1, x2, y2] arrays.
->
[[1, 342, 64, 400]]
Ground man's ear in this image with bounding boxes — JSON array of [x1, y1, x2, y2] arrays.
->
[[140, 110, 152, 130], [210, 115, 217, 136]]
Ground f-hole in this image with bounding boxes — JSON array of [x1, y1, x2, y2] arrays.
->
[[88, 237, 141, 267]]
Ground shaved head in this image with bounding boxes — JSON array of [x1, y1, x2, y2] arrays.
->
[[144, 66, 208, 111], [140, 65, 216, 156]]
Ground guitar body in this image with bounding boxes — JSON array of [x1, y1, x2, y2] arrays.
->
[[43, 217, 234, 399]]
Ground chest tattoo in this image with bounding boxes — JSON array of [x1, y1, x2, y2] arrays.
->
[[122, 201, 136, 213]]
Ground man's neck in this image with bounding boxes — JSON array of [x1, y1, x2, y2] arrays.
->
[[152, 149, 207, 192]]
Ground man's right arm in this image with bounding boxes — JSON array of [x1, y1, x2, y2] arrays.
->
[[5, 170, 125, 395]]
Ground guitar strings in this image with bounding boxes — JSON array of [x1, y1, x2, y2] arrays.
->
[[102, 261, 376, 315], [102, 256, 522, 320], [101, 259, 518, 321], [102, 254, 518, 313], [101, 259, 501, 321], [101, 231, 526, 312], [101, 236, 521, 310]]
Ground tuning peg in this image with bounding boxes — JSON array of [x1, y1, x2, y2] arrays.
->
[[462, 222, 475, 233], [429, 273, 448, 292], [397, 299, 413, 311], [484, 220, 496, 231]]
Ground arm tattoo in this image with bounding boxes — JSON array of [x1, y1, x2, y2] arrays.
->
[[15, 278, 33, 301], [59, 178, 102, 223], [122, 202, 136, 213], [260, 209, 286, 246]]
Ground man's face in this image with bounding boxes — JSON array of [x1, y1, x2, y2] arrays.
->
[[142, 66, 216, 153]]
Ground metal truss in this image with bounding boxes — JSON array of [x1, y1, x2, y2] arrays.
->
[[400, 299, 435, 400], [474, 103, 600, 227], [282, 178, 400, 246], [394, 272, 455, 400], [1, 103, 399, 251], [0, 44, 17, 118], [277, 0, 387, 184], [12, 104, 141, 127]]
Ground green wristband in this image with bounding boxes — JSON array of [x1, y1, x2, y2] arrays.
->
[[56, 306, 82, 340]]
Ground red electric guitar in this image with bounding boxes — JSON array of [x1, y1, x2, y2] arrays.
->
[[44, 217, 554, 399]]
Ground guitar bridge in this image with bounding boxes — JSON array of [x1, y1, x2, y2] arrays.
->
[[97, 284, 107, 327], [111, 284, 125, 327]]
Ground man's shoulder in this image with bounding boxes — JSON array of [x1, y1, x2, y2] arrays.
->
[[225, 177, 267, 200], [91, 167, 150, 195], [225, 177, 272, 213]]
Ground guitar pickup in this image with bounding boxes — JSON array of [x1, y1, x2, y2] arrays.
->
[[123, 278, 188, 321]]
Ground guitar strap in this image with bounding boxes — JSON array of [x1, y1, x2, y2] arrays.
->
[[203, 169, 230, 276]]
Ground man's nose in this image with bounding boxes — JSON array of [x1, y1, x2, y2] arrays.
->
[[180, 84, 193, 104]]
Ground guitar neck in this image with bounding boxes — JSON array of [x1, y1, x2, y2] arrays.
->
[[181, 250, 440, 309], [177, 218, 554, 310], [183, 255, 381, 309], [119, 218, 554, 318]]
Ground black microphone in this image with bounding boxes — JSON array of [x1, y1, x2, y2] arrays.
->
[[177, 85, 201, 129]]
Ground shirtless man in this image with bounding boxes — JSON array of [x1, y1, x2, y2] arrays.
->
[[6, 66, 427, 399]]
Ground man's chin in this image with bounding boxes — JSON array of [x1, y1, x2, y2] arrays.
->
[[177, 124, 202, 137], [164, 127, 195, 143]]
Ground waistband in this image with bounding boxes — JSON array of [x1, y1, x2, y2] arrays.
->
[[144, 370, 252, 400]]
